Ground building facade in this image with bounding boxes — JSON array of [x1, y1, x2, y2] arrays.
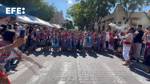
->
[[51, 11, 65, 25], [101, 4, 150, 30]]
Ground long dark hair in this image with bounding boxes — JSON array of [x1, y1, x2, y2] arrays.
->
[[2, 30, 16, 43], [128, 27, 135, 33]]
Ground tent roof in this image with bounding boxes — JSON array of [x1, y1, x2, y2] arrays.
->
[[51, 24, 62, 29], [16, 15, 53, 27]]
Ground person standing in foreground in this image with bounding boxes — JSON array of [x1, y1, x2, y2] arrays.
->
[[122, 27, 134, 66]]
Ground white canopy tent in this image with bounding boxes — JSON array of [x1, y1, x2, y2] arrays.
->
[[17, 15, 36, 24], [33, 17, 53, 27], [16, 15, 53, 27], [51, 24, 62, 29]]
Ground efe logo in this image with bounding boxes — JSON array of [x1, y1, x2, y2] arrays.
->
[[6, 7, 25, 15]]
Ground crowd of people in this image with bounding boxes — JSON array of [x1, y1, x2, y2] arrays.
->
[[23, 24, 150, 70], [0, 16, 150, 83], [22, 24, 150, 68]]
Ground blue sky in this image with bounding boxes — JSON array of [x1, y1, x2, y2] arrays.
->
[[46, 0, 77, 19], [143, 6, 150, 12]]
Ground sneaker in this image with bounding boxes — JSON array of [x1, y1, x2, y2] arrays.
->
[[123, 61, 130, 66]]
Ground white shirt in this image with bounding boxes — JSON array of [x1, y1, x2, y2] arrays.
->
[[106, 32, 110, 41]]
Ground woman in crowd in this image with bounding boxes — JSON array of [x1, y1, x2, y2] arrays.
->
[[72, 32, 78, 51], [84, 32, 93, 52], [66, 32, 73, 51], [92, 32, 98, 51], [143, 26, 150, 73], [51, 31, 60, 52], [0, 29, 42, 84], [60, 31, 67, 51], [101, 28, 106, 51], [97, 32, 102, 52], [25, 26, 36, 54], [113, 30, 121, 53], [47, 28, 52, 51], [109, 30, 114, 51], [105, 28, 110, 50], [78, 32, 84, 51], [0, 29, 16, 84], [122, 27, 134, 66]]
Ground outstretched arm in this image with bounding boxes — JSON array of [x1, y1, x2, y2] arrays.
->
[[12, 48, 42, 68], [0, 37, 27, 52]]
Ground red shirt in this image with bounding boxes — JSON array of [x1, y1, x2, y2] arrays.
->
[[0, 71, 11, 84], [109, 32, 114, 42]]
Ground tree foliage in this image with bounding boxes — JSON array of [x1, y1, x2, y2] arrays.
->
[[0, 0, 55, 21], [68, 0, 150, 30], [63, 19, 74, 30], [68, 0, 116, 31]]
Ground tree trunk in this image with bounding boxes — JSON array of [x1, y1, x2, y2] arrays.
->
[[97, 17, 102, 32]]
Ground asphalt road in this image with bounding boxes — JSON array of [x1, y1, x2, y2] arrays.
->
[[8, 51, 150, 84]]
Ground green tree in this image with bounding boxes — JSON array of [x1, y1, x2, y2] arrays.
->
[[63, 19, 74, 30], [68, 0, 116, 31]]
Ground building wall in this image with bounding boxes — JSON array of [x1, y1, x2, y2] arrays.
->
[[51, 11, 64, 25], [113, 4, 126, 25], [102, 4, 150, 29], [136, 15, 150, 27]]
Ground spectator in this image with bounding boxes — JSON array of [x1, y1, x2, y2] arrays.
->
[[133, 25, 144, 61], [122, 27, 134, 66], [143, 26, 150, 73]]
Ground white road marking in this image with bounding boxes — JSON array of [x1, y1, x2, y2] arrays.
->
[[101, 62, 127, 84], [58, 62, 72, 84], [27, 61, 53, 84], [58, 81, 66, 84]]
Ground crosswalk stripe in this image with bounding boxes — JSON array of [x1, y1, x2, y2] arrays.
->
[[58, 62, 72, 84], [100, 62, 127, 84], [26, 61, 53, 84]]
